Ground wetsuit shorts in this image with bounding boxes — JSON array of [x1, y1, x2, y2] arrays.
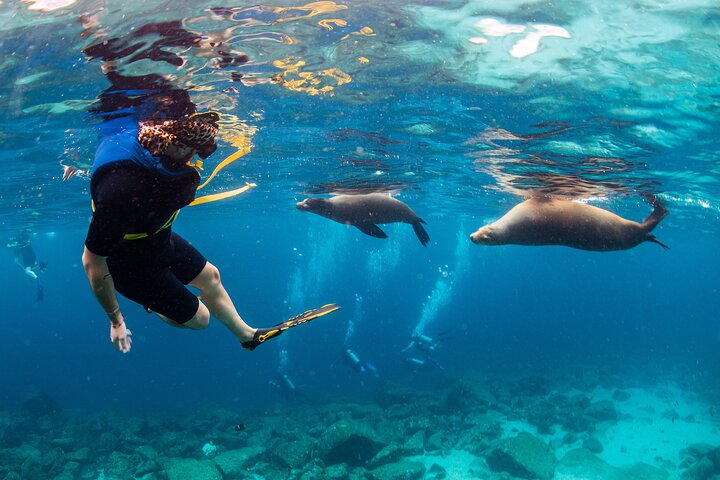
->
[[107, 232, 206, 324]]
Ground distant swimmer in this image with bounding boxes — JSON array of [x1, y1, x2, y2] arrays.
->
[[470, 196, 669, 251], [6, 229, 46, 301], [296, 193, 430, 246]]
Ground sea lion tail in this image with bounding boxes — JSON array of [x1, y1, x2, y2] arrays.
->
[[645, 234, 670, 250], [640, 195, 668, 232], [412, 220, 430, 247]]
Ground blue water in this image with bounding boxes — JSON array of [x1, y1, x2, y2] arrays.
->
[[1, 1, 719, 478]]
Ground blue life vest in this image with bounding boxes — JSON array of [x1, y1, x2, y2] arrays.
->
[[92, 116, 182, 176]]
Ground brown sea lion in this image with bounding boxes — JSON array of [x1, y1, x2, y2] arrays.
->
[[470, 196, 669, 251], [297, 193, 430, 246]]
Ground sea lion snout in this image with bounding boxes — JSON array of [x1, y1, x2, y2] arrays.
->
[[470, 227, 497, 245], [296, 197, 328, 213]]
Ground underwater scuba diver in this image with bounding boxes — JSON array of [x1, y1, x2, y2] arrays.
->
[[6, 230, 46, 301], [402, 332, 440, 354], [342, 348, 379, 379], [269, 371, 300, 399], [80, 19, 338, 353], [269, 348, 300, 399], [402, 332, 444, 371]]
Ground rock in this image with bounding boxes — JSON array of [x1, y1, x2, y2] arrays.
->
[[403, 431, 424, 456], [368, 445, 403, 469], [20, 393, 61, 417], [682, 457, 715, 480], [0, 446, 40, 468], [426, 431, 447, 453], [135, 445, 158, 460], [20, 455, 42, 479], [377, 384, 416, 408], [38, 447, 66, 478], [559, 448, 668, 480], [427, 462, 446, 479], [626, 462, 670, 480], [105, 452, 143, 479], [52, 461, 80, 480], [465, 411, 503, 440], [317, 420, 385, 467], [525, 400, 557, 434], [554, 394, 591, 411], [213, 447, 264, 478], [135, 459, 162, 477], [95, 431, 118, 454], [325, 463, 349, 479], [583, 437, 604, 454], [561, 412, 597, 434], [612, 390, 631, 402], [274, 436, 313, 469], [442, 380, 494, 412], [369, 460, 425, 480], [66, 447, 91, 463], [161, 458, 222, 480], [509, 376, 550, 397], [586, 400, 618, 423], [486, 432, 556, 480], [3, 472, 21, 480], [708, 445, 720, 469]]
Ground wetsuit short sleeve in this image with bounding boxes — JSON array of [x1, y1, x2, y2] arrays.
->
[[85, 196, 127, 257]]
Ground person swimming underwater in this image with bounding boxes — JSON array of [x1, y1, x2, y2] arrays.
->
[[6, 230, 46, 300]]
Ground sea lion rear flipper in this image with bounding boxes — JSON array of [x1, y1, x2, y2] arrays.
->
[[412, 221, 430, 247], [645, 234, 670, 250], [356, 222, 388, 239]]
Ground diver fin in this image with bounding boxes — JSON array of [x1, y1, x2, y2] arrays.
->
[[645, 234, 670, 250], [412, 221, 430, 247], [355, 223, 388, 239], [241, 303, 341, 351]]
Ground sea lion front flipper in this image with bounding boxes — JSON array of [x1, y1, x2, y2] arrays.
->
[[641, 195, 668, 231], [411, 221, 430, 247], [355, 222, 388, 239]]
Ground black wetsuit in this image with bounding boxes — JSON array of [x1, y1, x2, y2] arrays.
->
[[18, 242, 36, 269], [85, 162, 206, 323]]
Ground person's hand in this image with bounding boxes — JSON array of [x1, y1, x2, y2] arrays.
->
[[110, 317, 132, 353]]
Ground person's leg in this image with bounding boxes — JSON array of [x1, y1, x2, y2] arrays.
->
[[109, 248, 209, 329], [153, 301, 209, 330], [189, 261, 256, 344], [166, 232, 256, 344]]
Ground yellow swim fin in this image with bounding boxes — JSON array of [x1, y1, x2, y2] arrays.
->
[[241, 303, 341, 351]]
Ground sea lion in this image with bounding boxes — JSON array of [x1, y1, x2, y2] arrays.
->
[[297, 193, 430, 246], [470, 196, 669, 251]]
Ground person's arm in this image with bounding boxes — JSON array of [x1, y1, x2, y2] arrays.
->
[[82, 246, 132, 353]]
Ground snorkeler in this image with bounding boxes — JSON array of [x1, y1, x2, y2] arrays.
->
[[80, 18, 339, 354], [6, 230, 46, 301]]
